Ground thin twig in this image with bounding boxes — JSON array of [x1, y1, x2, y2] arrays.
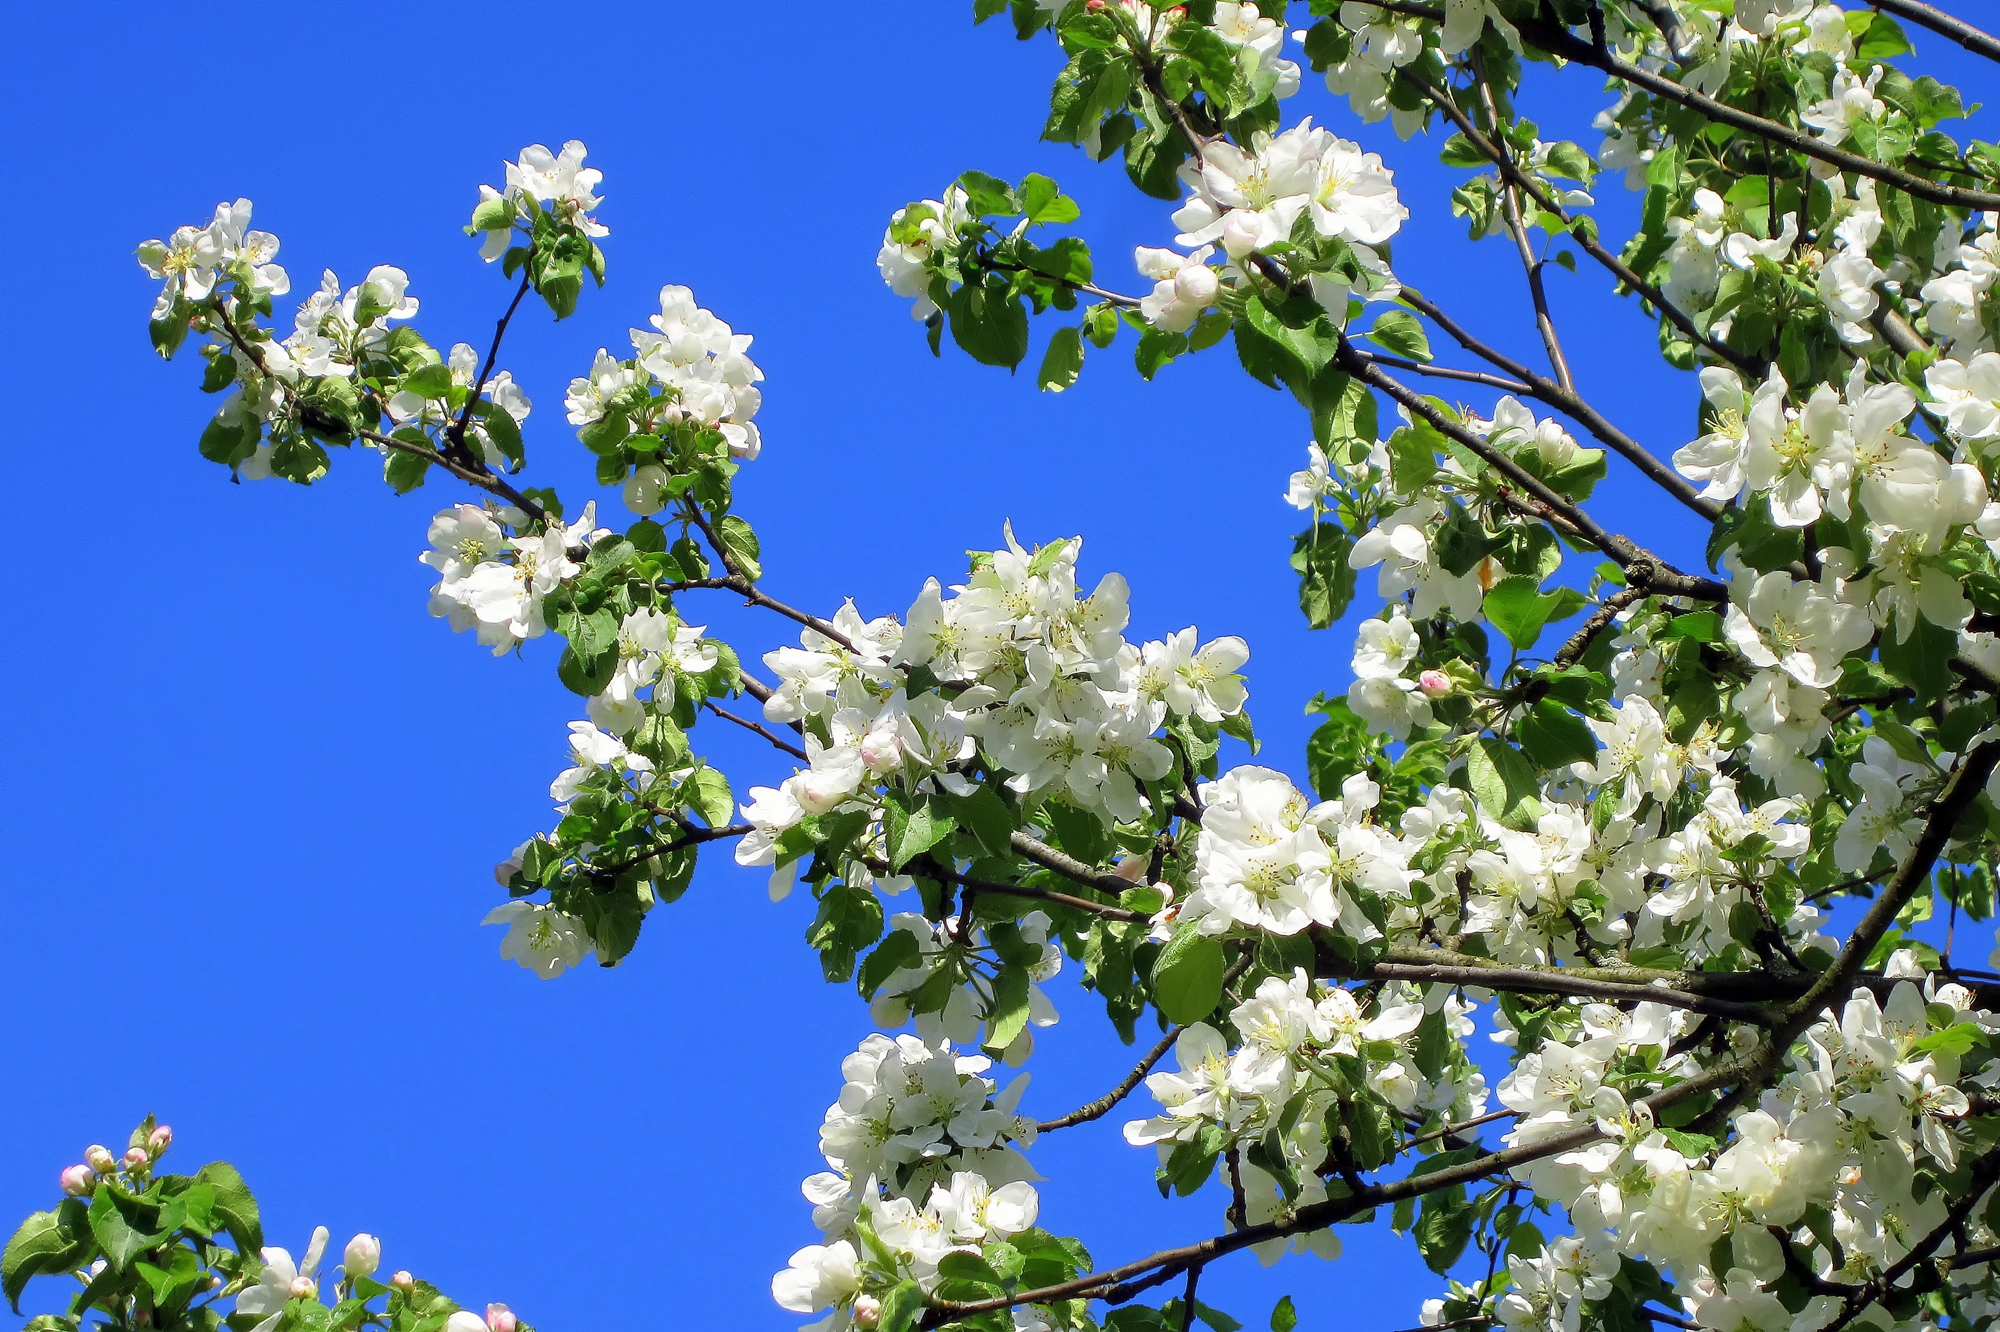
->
[[1869, 0, 2000, 65], [703, 698, 809, 761]]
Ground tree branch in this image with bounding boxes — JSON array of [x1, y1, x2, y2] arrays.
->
[[921, 1052, 1757, 1322], [1334, 338, 1730, 601], [443, 272, 533, 464], [702, 698, 808, 761], [1037, 1023, 1187, 1131], [1869, 0, 2000, 66], [1401, 72, 1759, 379], [1398, 286, 1724, 523]]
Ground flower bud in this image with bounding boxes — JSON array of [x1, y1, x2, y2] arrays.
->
[[60, 1165, 97, 1197], [852, 1294, 882, 1329], [343, 1234, 382, 1280], [486, 1303, 518, 1332], [1417, 669, 1451, 698], [85, 1145, 116, 1175], [147, 1125, 173, 1155], [1220, 211, 1265, 260], [391, 1271, 416, 1293], [1174, 263, 1219, 306], [289, 1275, 317, 1299], [123, 1148, 149, 1169]]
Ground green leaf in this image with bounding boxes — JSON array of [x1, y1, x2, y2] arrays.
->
[[578, 410, 631, 455], [1152, 924, 1226, 1023], [1019, 173, 1081, 225], [1659, 1128, 1717, 1159], [713, 514, 763, 582], [956, 170, 1020, 218], [859, 929, 922, 998], [557, 607, 622, 697], [193, 1162, 260, 1254], [4, 1202, 90, 1313], [1305, 698, 1372, 800], [986, 963, 1033, 1052], [1270, 1296, 1298, 1332], [806, 882, 885, 984], [470, 197, 515, 231], [886, 792, 958, 872], [384, 449, 432, 494], [400, 363, 455, 398], [878, 1278, 928, 1332], [88, 1190, 163, 1272], [686, 766, 734, 830], [1469, 737, 1542, 830], [481, 404, 525, 471], [1366, 308, 1432, 362], [1136, 328, 1187, 379], [947, 276, 1031, 369], [1514, 700, 1600, 769], [946, 785, 1017, 860], [1039, 325, 1085, 392], [1415, 1184, 1473, 1273], [1291, 525, 1357, 630], [1483, 576, 1564, 651]]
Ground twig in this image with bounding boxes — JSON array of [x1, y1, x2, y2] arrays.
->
[[1869, 0, 2000, 65], [1038, 1024, 1187, 1131], [702, 698, 809, 761], [444, 272, 533, 463], [1553, 586, 1647, 668], [1335, 338, 1730, 601], [1402, 73, 1757, 381]]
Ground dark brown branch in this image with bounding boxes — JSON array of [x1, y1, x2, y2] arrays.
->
[[1329, 950, 1778, 1023], [1038, 1023, 1186, 1131], [860, 855, 1144, 923], [702, 698, 808, 761], [1398, 285, 1724, 522], [205, 311, 548, 522], [1401, 73, 1758, 380], [1775, 740, 2000, 1044], [1353, 349, 1535, 394], [1869, 0, 2000, 65], [1335, 339, 1730, 601], [1472, 57, 1577, 394], [444, 271, 533, 462], [578, 822, 754, 878], [1511, 12, 2000, 212], [921, 1052, 1757, 1323], [1012, 829, 1140, 894], [1554, 586, 1648, 668]]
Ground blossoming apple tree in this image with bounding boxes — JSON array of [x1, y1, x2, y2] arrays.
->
[[19, 1, 2000, 1330]]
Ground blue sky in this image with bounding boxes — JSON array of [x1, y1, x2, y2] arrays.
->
[[2, 4, 1993, 1330]]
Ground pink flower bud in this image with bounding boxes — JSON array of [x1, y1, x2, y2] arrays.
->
[[392, 1272, 416, 1293], [148, 1126, 173, 1155], [289, 1276, 317, 1299], [1418, 670, 1452, 698], [486, 1304, 519, 1332], [60, 1165, 97, 1197], [852, 1294, 882, 1329], [124, 1148, 149, 1168], [1174, 263, 1218, 306], [84, 1145, 116, 1175], [343, 1234, 381, 1280]]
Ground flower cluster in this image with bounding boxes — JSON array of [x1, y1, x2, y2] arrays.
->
[[737, 525, 1251, 888], [420, 501, 610, 654], [774, 1033, 1041, 1328], [1491, 970, 1997, 1332], [1126, 969, 1487, 1263]]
